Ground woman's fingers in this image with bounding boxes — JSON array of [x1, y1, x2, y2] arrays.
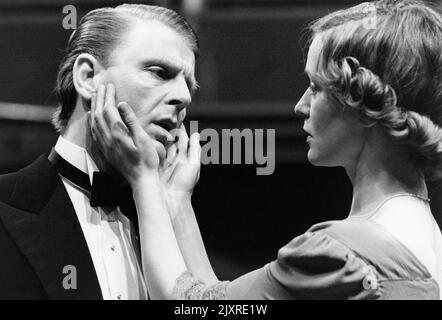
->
[[189, 132, 201, 165], [90, 91, 96, 127], [104, 83, 115, 109], [102, 83, 121, 128], [91, 84, 131, 155], [93, 84, 112, 140], [149, 124, 174, 147], [152, 140, 167, 161], [176, 124, 189, 158], [117, 101, 146, 145], [95, 84, 106, 119], [100, 85, 132, 143], [166, 142, 178, 163], [91, 84, 109, 148]]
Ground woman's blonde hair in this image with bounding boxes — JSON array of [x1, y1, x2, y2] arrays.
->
[[309, 0, 442, 181]]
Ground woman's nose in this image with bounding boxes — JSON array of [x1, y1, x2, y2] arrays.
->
[[294, 89, 310, 118]]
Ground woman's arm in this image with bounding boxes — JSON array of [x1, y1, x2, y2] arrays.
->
[[131, 176, 188, 299], [166, 191, 219, 285], [160, 127, 219, 285]]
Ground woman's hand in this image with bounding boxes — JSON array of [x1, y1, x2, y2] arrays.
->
[[89, 83, 164, 186], [160, 125, 201, 196]]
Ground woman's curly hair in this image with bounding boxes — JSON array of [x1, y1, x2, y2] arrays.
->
[[308, 0, 442, 181]]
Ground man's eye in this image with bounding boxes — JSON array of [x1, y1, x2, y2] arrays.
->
[[146, 66, 168, 79]]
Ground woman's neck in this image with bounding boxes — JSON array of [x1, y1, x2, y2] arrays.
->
[[346, 129, 428, 218]]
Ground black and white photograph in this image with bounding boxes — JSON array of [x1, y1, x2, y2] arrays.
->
[[0, 0, 441, 306]]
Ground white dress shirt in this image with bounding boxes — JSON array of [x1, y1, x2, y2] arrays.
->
[[54, 136, 147, 300]]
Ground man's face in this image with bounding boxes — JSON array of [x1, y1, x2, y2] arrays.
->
[[98, 19, 197, 149]]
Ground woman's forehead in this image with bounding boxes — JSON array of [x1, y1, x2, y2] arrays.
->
[[305, 36, 324, 75]]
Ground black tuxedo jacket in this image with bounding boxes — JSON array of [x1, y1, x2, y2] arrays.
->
[[0, 155, 103, 299]]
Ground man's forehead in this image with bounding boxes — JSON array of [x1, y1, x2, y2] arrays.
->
[[110, 18, 197, 88], [113, 18, 195, 67]]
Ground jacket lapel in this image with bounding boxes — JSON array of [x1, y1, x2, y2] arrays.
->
[[0, 155, 102, 299]]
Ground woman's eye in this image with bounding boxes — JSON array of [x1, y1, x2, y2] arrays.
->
[[146, 66, 168, 79], [309, 82, 318, 95]]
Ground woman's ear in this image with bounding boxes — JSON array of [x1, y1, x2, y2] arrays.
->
[[72, 53, 102, 106]]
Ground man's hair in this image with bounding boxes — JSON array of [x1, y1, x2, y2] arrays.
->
[[308, 0, 442, 181], [53, 4, 199, 133]]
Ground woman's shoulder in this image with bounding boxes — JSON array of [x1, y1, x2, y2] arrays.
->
[[307, 218, 434, 279], [371, 197, 439, 275], [371, 197, 442, 293]]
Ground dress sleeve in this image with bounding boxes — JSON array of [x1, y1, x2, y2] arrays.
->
[[172, 271, 230, 300], [226, 231, 380, 299], [172, 231, 380, 300]]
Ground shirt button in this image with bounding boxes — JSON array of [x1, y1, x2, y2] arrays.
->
[[117, 294, 122, 300], [110, 245, 116, 251]]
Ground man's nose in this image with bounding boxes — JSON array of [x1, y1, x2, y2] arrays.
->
[[166, 76, 191, 110], [294, 89, 310, 118]]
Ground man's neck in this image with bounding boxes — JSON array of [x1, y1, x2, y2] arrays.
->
[[62, 112, 109, 173], [62, 116, 87, 150]]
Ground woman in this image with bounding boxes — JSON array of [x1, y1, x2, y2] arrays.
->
[[90, 0, 442, 299]]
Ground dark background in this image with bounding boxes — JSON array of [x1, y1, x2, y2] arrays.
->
[[0, 0, 441, 280]]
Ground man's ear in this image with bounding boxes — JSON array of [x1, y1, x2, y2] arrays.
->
[[72, 53, 103, 105]]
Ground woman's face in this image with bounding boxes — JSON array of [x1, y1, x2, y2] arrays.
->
[[294, 35, 366, 168]]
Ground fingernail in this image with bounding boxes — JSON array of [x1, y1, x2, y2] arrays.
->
[[117, 104, 127, 114]]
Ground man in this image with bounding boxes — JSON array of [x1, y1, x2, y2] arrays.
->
[[0, 4, 198, 299]]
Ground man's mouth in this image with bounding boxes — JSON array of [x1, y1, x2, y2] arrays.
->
[[153, 119, 177, 132]]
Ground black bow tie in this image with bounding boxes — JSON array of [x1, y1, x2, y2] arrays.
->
[[48, 149, 137, 223]]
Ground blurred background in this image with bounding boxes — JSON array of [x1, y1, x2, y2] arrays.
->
[[0, 0, 441, 280]]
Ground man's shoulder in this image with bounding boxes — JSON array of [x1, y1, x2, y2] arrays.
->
[[0, 155, 60, 211], [0, 170, 19, 203]]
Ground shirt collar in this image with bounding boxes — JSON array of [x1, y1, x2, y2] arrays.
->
[[54, 137, 134, 231], [54, 136, 99, 185]]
